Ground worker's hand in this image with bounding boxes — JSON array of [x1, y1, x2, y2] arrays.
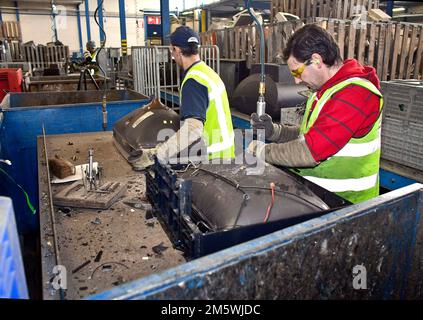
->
[[83, 51, 91, 59], [250, 113, 274, 140], [131, 148, 157, 171], [155, 142, 169, 164], [247, 140, 266, 160]]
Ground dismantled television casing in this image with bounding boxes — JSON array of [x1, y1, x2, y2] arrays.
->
[[146, 160, 349, 258], [113, 98, 180, 162], [179, 163, 331, 230]]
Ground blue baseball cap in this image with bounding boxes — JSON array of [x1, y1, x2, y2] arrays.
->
[[170, 26, 200, 48]]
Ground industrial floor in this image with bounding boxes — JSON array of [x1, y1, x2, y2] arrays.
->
[[37, 132, 185, 300]]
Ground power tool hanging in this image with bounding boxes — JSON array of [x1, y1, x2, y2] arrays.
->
[[246, 0, 266, 118], [94, 0, 108, 131]]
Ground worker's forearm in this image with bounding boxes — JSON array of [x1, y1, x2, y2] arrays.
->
[[157, 118, 204, 158], [262, 135, 318, 167], [268, 123, 300, 143]]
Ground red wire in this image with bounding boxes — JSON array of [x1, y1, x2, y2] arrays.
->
[[264, 182, 276, 223]]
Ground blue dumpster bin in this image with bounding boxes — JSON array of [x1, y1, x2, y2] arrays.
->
[[0, 197, 28, 299], [88, 184, 423, 300], [0, 90, 149, 235]]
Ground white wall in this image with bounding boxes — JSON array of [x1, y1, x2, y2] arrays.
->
[[0, 0, 188, 53]]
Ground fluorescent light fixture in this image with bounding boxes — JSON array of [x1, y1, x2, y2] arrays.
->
[[182, 10, 193, 15], [393, 7, 406, 13]]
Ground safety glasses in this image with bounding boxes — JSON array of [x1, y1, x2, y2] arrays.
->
[[290, 59, 313, 78]]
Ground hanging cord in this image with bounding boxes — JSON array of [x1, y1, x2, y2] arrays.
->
[[0, 167, 36, 215], [94, 0, 108, 130], [93, 0, 107, 80], [263, 182, 275, 223], [245, 0, 265, 84], [50, 0, 58, 43]]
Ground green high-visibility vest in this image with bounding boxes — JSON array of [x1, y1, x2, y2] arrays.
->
[[91, 50, 98, 62], [296, 77, 384, 204], [181, 61, 235, 159], [89, 50, 99, 75]]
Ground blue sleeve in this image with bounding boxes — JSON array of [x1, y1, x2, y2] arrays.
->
[[180, 79, 209, 122]]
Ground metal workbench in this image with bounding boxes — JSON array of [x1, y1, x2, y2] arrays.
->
[[37, 132, 184, 300]]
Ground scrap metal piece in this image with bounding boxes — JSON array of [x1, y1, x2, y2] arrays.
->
[[42, 125, 65, 299], [53, 180, 127, 209], [72, 260, 91, 274]]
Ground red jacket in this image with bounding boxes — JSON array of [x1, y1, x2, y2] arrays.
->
[[304, 59, 382, 162]]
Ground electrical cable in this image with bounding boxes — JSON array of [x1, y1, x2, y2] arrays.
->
[[0, 167, 36, 215], [263, 182, 275, 222], [93, 0, 107, 80], [190, 167, 250, 228], [93, 0, 108, 130], [194, 167, 250, 200], [245, 0, 265, 84], [239, 185, 324, 209]]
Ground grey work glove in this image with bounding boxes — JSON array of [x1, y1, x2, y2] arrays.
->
[[131, 147, 157, 171], [250, 113, 275, 140], [247, 140, 266, 158]]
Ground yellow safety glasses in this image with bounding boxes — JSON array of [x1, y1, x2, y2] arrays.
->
[[290, 59, 313, 78]]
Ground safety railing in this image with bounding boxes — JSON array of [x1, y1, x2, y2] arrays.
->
[[22, 44, 69, 71], [132, 45, 220, 109]]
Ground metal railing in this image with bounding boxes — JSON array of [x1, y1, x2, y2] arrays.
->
[[200, 45, 220, 76], [132, 46, 162, 99], [132, 45, 220, 109], [102, 47, 133, 89], [22, 44, 69, 70]]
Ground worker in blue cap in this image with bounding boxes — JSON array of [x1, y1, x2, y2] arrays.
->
[[133, 26, 235, 169]]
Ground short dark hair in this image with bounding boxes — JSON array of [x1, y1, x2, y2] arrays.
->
[[180, 43, 199, 57], [283, 24, 342, 66]]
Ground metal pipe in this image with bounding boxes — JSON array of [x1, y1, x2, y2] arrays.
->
[[42, 125, 64, 300], [88, 148, 94, 187], [14, 1, 20, 21], [170, 47, 174, 107], [97, 0, 104, 44], [160, 0, 170, 45], [119, 0, 127, 55], [76, 4, 83, 56], [386, 0, 394, 17], [84, 0, 91, 41], [163, 47, 168, 106]]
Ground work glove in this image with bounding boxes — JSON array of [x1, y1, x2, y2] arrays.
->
[[131, 147, 157, 171], [83, 51, 92, 61], [247, 140, 266, 160], [155, 142, 170, 165], [250, 113, 275, 140]]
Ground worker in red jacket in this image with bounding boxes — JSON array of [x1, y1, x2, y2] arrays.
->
[[249, 24, 383, 204]]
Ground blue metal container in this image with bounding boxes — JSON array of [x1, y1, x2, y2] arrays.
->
[[0, 90, 149, 234], [88, 184, 423, 299], [0, 197, 28, 299]]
